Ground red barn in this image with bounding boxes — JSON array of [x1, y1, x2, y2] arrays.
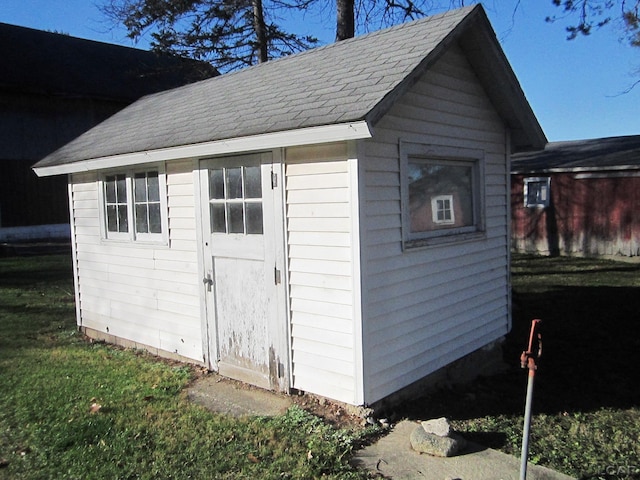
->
[[511, 135, 640, 258]]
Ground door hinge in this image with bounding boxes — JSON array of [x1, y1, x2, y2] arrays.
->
[[274, 267, 281, 285], [271, 171, 278, 189]]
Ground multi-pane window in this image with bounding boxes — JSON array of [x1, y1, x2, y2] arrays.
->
[[209, 166, 263, 235], [104, 174, 129, 233], [431, 195, 455, 225], [134, 172, 162, 234], [101, 169, 166, 242], [524, 177, 550, 208]]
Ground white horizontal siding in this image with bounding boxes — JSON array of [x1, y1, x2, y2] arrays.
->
[[285, 143, 358, 404], [70, 159, 203, 363], [360, 43, 510, 404]]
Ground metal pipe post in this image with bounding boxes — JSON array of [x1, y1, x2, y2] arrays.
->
[[519, 319, 542, 480], [520, 368, 536, 480]]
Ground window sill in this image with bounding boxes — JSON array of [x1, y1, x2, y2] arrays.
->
[[403, 230, 487, 251], [100, 237, 169, 248]]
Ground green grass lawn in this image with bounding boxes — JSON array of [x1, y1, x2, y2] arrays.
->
[[0, 255, 371, 479], [2, 253, 639, 479]]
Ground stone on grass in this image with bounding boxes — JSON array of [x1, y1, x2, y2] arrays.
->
[[421, 417, 452, 437], [410, 426, 467, 457]]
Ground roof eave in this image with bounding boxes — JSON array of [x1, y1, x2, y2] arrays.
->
[[365, 6, 482, 128], [364, 6, 546, 152], [33, 120, 373, 177], [511, 164, 640, 175], [458, 9, 547, 152]]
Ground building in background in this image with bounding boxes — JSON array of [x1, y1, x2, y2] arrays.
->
[[0, 22, 214, 245], [512, 135, 640, 258]]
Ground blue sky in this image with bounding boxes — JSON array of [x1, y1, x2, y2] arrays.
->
[[3, 0, 639, 142]]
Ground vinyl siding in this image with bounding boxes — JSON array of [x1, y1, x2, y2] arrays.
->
[[69, 159, 203, 362], [361, 43, 510, 403], [285, 143, 359, 404]]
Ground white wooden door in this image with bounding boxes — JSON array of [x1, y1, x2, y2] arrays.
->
[[199, 152, 288, 391]]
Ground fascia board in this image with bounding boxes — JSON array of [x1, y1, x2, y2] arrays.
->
[[511, 164, 640, 175], [34, 121, 372, 177]]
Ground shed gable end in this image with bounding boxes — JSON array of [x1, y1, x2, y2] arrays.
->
[[360, 43, 511, 404]]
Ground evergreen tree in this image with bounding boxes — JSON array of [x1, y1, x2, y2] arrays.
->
[[101, 0, 319, 72]]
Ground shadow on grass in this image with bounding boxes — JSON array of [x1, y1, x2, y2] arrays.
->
[[393, 283, 640, 437], [511, 285, 640, 413]]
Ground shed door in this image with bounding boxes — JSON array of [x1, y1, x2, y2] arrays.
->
[[200, 153, 288, 391]]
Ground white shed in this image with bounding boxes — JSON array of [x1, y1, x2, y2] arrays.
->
[[34, 5, 545, 406]]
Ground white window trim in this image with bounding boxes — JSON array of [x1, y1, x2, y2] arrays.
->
[[98, 164, 169, 245], [400, 141, 485, 249], [524, 177, 551, 208]]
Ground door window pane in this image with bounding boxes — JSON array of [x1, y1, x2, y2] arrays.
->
[[226, 167, 243, 199], [245, 166, 262, 199], [227, 203, 244, 233], [209, 169, 225, 200], [246, 203, 263, 234], [210, 204, 226, 233]]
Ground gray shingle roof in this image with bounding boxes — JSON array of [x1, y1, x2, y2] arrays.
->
[[34, 4, 543, 171], [511, 135, 640, 173]]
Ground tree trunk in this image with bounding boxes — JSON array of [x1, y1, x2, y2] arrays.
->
[[253, 0, 268, 63], [336, 0, 355, 40]]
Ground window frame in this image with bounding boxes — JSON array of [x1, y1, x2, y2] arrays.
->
[[523, 177, 551, 208], [98, 165, 169, 245], [400, 142, 485, 249], [208, 164, 264, 236]]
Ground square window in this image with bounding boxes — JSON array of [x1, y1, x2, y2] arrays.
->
[[524, 177, 550, 208], [408, 160, 476, 234], [401, 142, 484, 246]]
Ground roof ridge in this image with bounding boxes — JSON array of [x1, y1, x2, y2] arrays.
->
[[177, 5, 480, 83]]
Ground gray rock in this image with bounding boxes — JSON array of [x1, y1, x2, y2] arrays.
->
[[421, 417, 452, 437], [410, 426, 467, 457]]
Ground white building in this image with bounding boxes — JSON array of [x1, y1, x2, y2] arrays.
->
[[34, 5, 545, 406]]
